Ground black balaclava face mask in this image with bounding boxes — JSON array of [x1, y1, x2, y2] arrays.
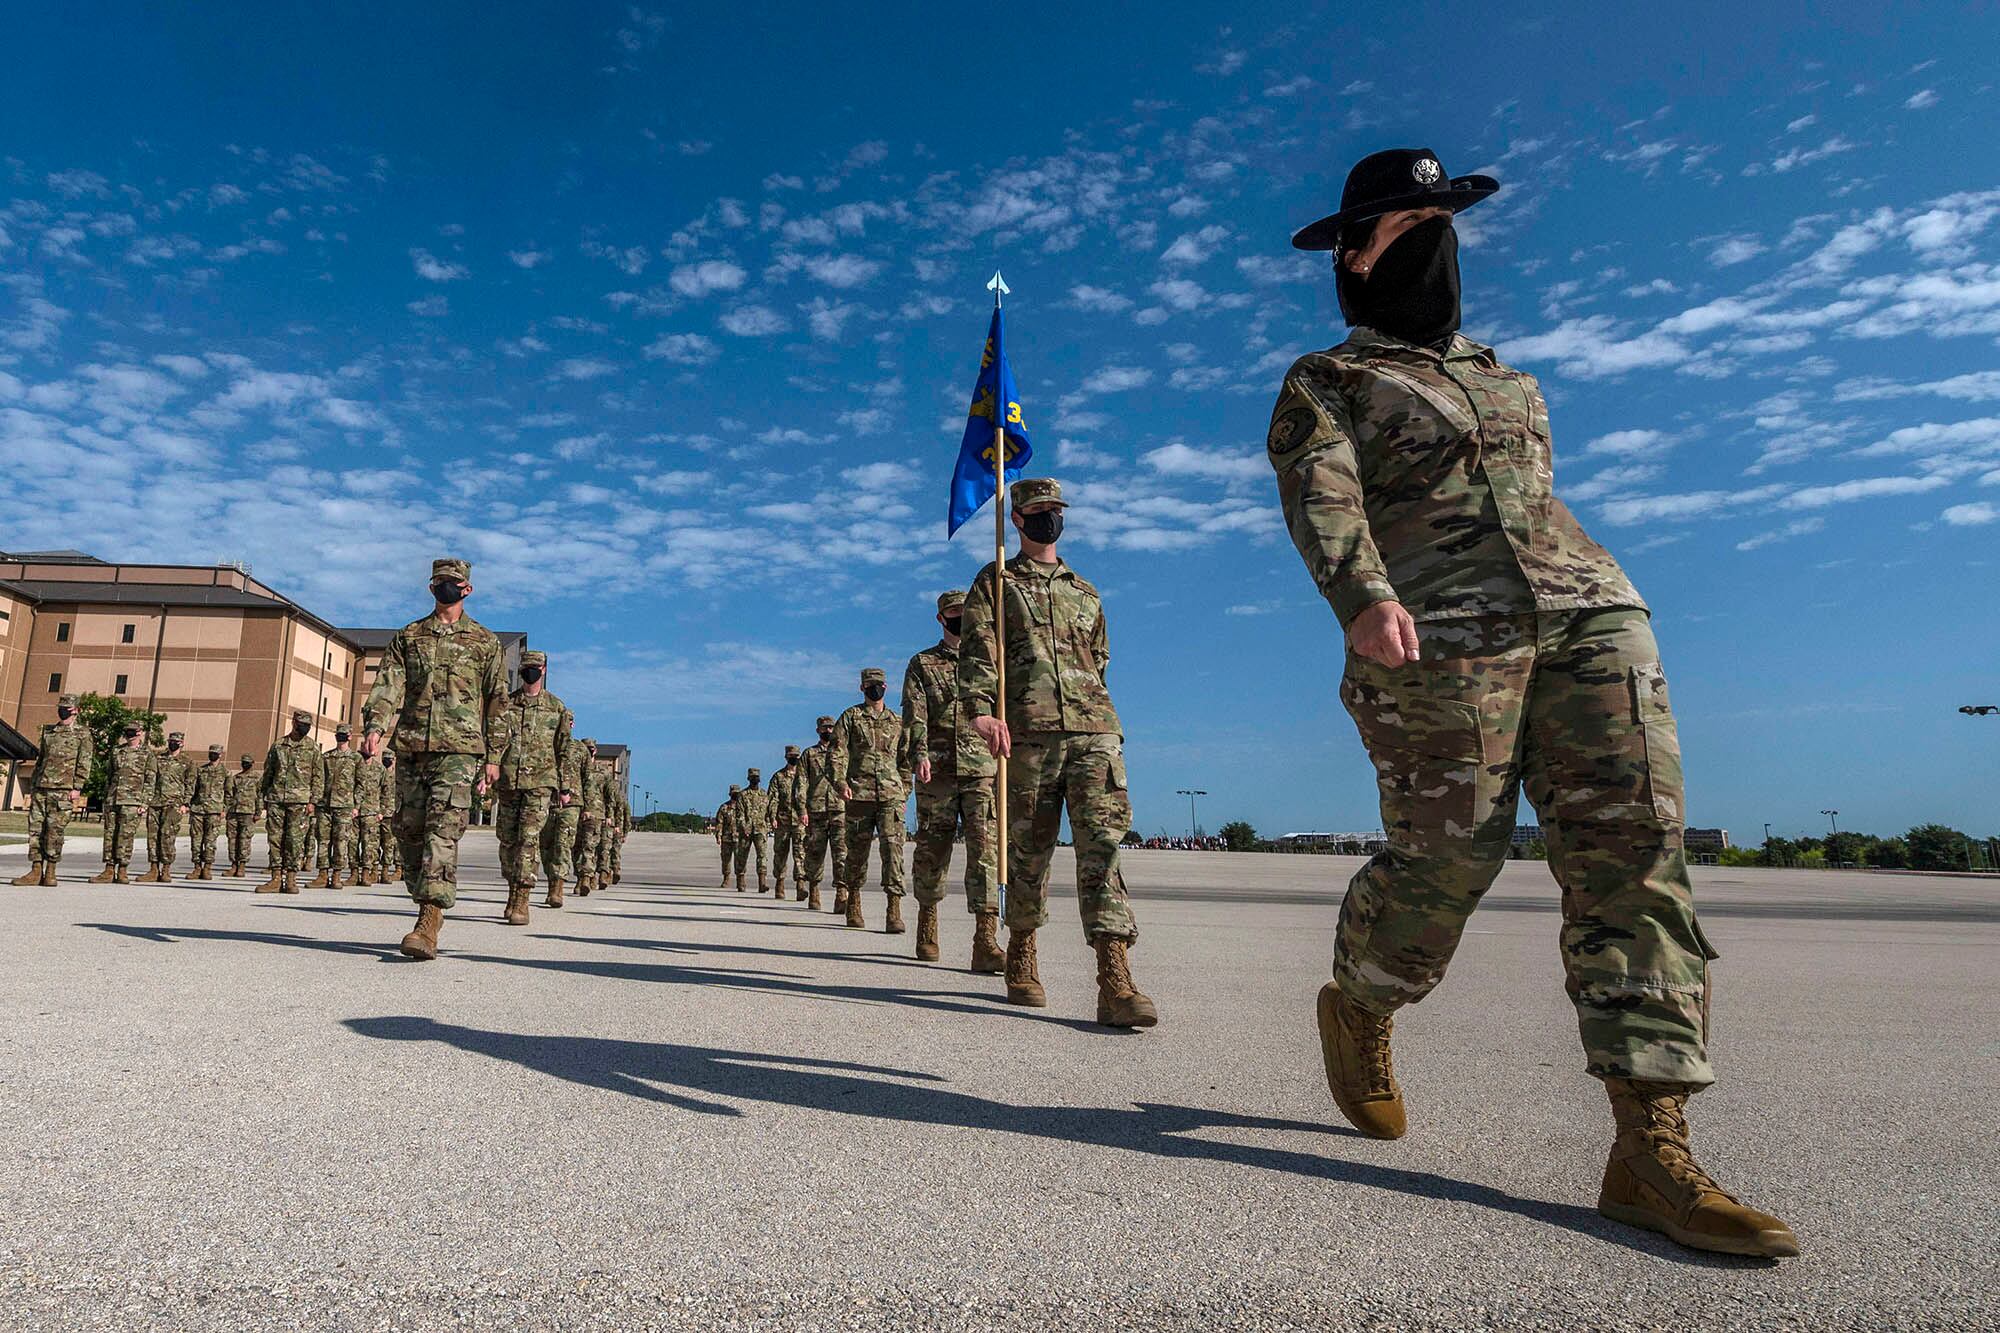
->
[[941, 614, 963, 638], [241, 758, 253, 770], [1019, 510, 1064, 545], [1339, 215, 1461, 348], [431, 580, 467, 606], [862, 683, 886, 703]]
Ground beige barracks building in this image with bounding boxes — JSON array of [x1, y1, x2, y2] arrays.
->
[[0, 550, 531, 809]]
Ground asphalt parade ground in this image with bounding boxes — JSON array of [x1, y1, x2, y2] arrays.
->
[[2, 832, 1994, 1331]]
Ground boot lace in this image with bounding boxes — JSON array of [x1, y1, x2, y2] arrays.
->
[[1635, 1094, 1730, 1200], [1344, 1002, 1395, 1092]]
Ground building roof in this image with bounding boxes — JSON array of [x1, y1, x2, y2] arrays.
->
[[0, 577, 361, 647], [0, 550, 107, 563], [0, 717, 36, 763], [595, 743, 628, 760]]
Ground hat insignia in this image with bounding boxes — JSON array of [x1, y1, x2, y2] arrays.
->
[[1413, 157, 1442, 185]]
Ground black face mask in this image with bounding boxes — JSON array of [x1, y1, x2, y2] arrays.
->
[[431, 581, 467, 606], [241, 761, 252, 770], [941, 614, 963, 637], [123, 729, 141, 741], [167, 741, 182, 752], [748, 778, 760, 789], [862, 683, 886, 702], [817, 729, 833, 742], [57, 707, 74, 720], [1340, 216, 1461, 348], [1019, 509, 1064, 544], [293, 724, 311, 739], [519, 667, 543, 684]]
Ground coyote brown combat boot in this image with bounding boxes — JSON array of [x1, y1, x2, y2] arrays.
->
[[807, 883, 822, 911], [914, 902, 940, 960], [40, 861, 59, 887], [758, 872, 770, 894], [113, 864, 130, 884], [281, 871, 301, 894], [1092, 937, 1158, 1028], [735, 871, 746, 893], [1005, 929, 1046, 1007], [545, 876, 565, 909], [90, 864, 116, 884], [504, 884, 530, 926], [970, 912, 1005, 974], [194, 864, 212, 881], [399, 903, 444, 960], [328, 869, 345, 891], [884, 894, 906, 935], [1315, 981, 1406, 1140], [309, 867, 329, 889], [1598, 1079, 1800, 1258], [11, 862, 42, 886], [254, 867, 281, 893], [832, 887, 848, 915], [844, 888, 865, 929]]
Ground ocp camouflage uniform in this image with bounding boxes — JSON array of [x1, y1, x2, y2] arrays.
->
[[99, 741, 155, 878], [594, 769, 623, 885], [767, 752, 807, 894], [715, 790, 739, 886], [573, 756, 608, 892], [227, 760, 263, 872], [732, 772, 770, 891], [362, 594, 509, 912], [1267, 326, 1711, 1085], [261, 719, 325, 884], [541, 737, 587, 890], [372, 758, 397, 879], [496, 682, 572, 892], [355, 756, 384, 882], [903, 621, 998, 915], [189, 751, 229, 875], [319, 744, 364, 883], [18, 704, 92, 880], [831, 680, 907, 919], [959, 549, 1137, 943], [799, 720, 846, 901], [146, 741, 196, 878]]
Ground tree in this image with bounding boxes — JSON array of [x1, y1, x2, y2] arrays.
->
[[1905, 823, 1971, 872], [1218, 820, 1260, 852], [74, 692, 166, 810], [1866, 837, 1909, 869], [635, 810, 708, 834]]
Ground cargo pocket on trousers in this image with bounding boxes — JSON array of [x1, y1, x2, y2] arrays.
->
[[1341, 669, 1484, 849], [1691, 916, 1720, 1042], [1630, 661, 1683, 825]]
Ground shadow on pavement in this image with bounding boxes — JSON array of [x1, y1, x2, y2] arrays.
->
[[342, 1014, 1748, 1265], [83, 922, 399, 958]]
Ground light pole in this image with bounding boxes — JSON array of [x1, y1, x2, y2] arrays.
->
[[1959, 704, 1998, 716], [1175, 789, 1207, 840], [1762, 822, 1772, 844], [1821, 809, 1839, 837]]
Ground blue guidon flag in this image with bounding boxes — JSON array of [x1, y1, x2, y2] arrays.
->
[[947, 305, 1033, 536]]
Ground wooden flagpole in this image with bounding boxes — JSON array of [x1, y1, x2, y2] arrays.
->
[[988, 271, 1010, 917]]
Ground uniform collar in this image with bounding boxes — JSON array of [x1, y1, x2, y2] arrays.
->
[[1345, 325, 1490, 364], [932, 638, 959, 659], [1005, 551, 1071, 578]]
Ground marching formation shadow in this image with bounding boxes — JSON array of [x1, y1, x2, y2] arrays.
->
[[343, 1014, 1747, 1266]]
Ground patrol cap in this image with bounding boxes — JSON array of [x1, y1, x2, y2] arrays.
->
[[729, 784, 742, 795], [291, 708, 313, 726], [520, 650, 547, 668], [860, 667, 886, 686], [431, 557, 471, 584], [240, 753, 254, 763], [747, 767, 761, 780], [784, 745, 800, 760], [57, 693, 79, 708], [580, 736, 596, 749], [1291, 147, 1499, 252], [1010, 477, 1066, 510], [936, 588, 966, 614], [816, 715, 835, 728], [168, 731, 185, 743], [335, 725, 351, 739], [208, 744, 224, 756]]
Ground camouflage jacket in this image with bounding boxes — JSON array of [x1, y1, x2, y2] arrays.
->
[[767, 764, 806, 826], [715, 800, 737, 840], [799, 739, 842, 813], [261, 735, 324, 805], [30, 721, 93, 791], [830, 703, 906, 802], [321, 748, 363, 808], [355, 758, 385, 815], [581, 764, 610, 820], [902, 640, 993, 779], [557, 738, 590, 797], [498, 688, 573, 793], [1265, 327, 1645, 628], [734, 786, 770, 835], [151, 750, 196, 806], [226, 769, 263, 815], [362, 611, 509, 760], [191, 761, 230, 813], [105, 744, 155, 807], [958, 554, 1120, 736]]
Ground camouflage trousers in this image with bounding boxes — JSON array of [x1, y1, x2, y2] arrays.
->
[[146, 804, 183, 868], [1005, 731, 1136, 942], [24, 789, 76, 863], [265, 802, 311, 871], [733, 830, 768, 883], [717, 837, 736, 879], [609, 830, 623, 876], [802, 809, 846, 888], [912, 775, 999, 913], [771, 822, 804, 884], [597, 825, 617, 880], [355, 811, 381, 874], [329, 810, 359, 872], [189, 812, 224, 867], [377, 815, 394, 872], [227, 812, 258, 867], [394, 752, 481, 909], [840, 799, 905, 896], [540, 804, 578, 882], [496, 788, 554, 887], [574, 819, 601, 884], [103, 803, 146, 868], [303, 810, 319, 869], [1337, 607, 1713, 1087]]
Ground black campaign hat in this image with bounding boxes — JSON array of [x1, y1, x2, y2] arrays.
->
[[1291, 147, 1498, 251]]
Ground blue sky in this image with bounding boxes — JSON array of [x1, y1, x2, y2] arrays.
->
[[3, 3, 1996, 842]]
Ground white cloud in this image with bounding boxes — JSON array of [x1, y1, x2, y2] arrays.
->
[[1502, 317, 1689, 378], [720, 305, 789, 336], [555, 358, 618, 381], [643, 333, 720, 365], [1707, 234, 1766, 266], [1583, 429, 1674, 457], [1782, 474, 1950, 508], [669, 259, 747, 297], [1735, 517, 1824, 551], [1853, 417, 2000, 458], [1904, 89, 1939, 110], [1142, 441, 1263, 483], [1161, 225, 1229, 266], [1070, 284, 1133, 313], [508, 249, 549, 269], [1080, 366, 1153, 395], [801, 253, 883, 288], [1562, 462, 1663, 502], [1942, 501, 1996, 525], [410, 248, 467, 281]]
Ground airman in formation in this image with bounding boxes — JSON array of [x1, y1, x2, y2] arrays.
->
[[225, 753, 262, 878], [188, 744, 229, 880], [138, 731, 194, 882], [494, 649, 572, 925], [767, 746, 807, 898], [92, 721, 155, 884], [12, 693, 92, 887]]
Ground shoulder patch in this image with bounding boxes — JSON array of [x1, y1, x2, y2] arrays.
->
[[1267, 379, 1329, 463]]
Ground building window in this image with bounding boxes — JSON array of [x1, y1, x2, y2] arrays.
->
[[0, 608, 10, 622], [115, 674, 129, 694], [48, 672, 62, 693], [121, 623, 136, 644], [325, 651, 332, 669], [321, 695, 328, 714], [55, 622, 70, 643]]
